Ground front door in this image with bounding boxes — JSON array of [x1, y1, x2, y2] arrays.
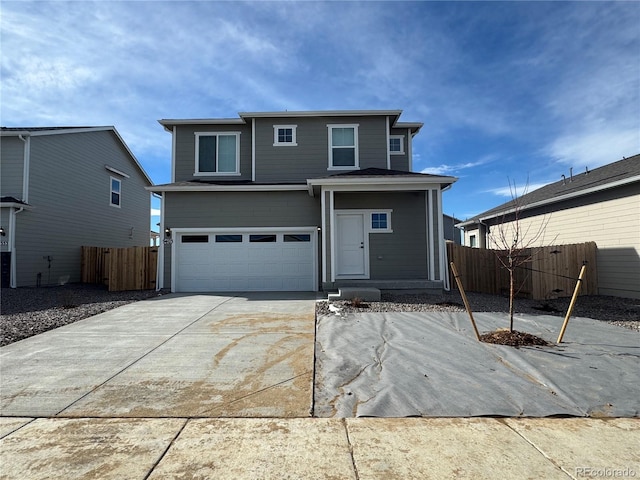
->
[[336, 213, 367, 278]]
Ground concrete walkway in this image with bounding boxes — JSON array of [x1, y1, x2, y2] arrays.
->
[[1, 293, 639, 479]]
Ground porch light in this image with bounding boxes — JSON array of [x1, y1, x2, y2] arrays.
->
[[0, 226, 5, 236], [164, 227, 171, 238]]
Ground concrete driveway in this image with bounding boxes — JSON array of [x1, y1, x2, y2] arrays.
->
[[0, 292, 317, 418]]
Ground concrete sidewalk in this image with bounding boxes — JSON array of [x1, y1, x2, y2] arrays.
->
[[1, 293, 639, 479], [1, 416, 638, 479]]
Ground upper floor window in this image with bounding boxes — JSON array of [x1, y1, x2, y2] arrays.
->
[[389, 135, 405, 154], [273, 125, 297, 146], [195, 132, 240, 175], [110, 177, 121, 208], [328, 124, 359, 169]]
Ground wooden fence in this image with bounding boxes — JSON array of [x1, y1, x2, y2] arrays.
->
[[447, 242, 597, 300], [81, 246, 158, 292]]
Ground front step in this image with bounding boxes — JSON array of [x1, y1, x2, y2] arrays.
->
[[327, 287, 381, 302]]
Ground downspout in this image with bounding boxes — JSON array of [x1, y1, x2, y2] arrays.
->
[[171, 127, 176, 183], [9, 207, 24, 288], [18, 134, 30, 203], [157, 192, 165, 291], [385, 116, 391, 170], [437, 188, 449, 291], [251, 118, 256, 182], [407, 128, 413, 171]]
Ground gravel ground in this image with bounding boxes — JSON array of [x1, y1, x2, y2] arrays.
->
[[316, 291, 640, 332], [1, 285, 638, 347], [0, 284, 163, 347]]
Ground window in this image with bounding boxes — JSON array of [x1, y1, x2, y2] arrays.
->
[[284, 234, 311, 242], [110, 177, 121, 207], [389, 135, 405, 154], [370, 211, 392, 232], [250, 234, 276, 242], [195, 132, 240, 175], [469, 235, 477, 248], [273, 125, 297, 146], [182, 235, 209, 243], [328, 124, 359, 169], [215, 234, 242, 243]]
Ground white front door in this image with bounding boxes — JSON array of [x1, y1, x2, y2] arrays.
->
[[336, 213, 367, 278]]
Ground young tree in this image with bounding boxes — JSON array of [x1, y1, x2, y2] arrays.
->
[[488, 180, 554, 332]]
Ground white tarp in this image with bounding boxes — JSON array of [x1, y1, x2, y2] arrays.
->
[[314, 311, 639, 418]]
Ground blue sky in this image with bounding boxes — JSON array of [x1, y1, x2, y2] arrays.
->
[[2, 1, 638, 226]]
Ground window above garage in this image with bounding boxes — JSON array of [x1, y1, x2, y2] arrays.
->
[[195, 132, 240, 176]]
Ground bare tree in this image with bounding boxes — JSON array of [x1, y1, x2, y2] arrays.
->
[[488, 179, 554, 332]]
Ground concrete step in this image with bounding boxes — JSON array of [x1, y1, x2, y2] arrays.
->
[[328, 287, 381, 302]]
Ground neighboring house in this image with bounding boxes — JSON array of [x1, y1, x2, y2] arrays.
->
[[149, 110, 457, 293], [0, 127, 153, 288], [457, 155, 640, 299], [443, 214, 462, 245]]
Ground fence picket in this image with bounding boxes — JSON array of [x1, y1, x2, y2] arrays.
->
[[447, 242, 597, 300], [81, 246, 158, 291]]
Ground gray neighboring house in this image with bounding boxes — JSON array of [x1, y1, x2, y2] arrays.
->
[[443, 214, 462, 245], [0, 126, 153, 288], [457, 154, 640, 299], [149, 110, 457, 293]]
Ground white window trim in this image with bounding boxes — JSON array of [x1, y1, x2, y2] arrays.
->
[[109, 176, 121, 208], [194, 131, 241, 176], [273, 125, 298, 146], [389, 135, 405, 155], [327, 124, 359, 170], [370, 210, 393, 233]]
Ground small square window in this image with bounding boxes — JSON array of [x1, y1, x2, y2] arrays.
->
[[389, 135, 404, 154], [273, 125, 297, 146], [370, 211, 392, 232], [372, 213, 388, 230], [110, 177, 121, 207]]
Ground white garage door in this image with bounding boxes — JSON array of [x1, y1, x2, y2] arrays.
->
[[174, 230, 316, 292]]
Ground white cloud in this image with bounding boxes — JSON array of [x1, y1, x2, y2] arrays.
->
[[151, 208, 161, 217], [488, 183, 548, 198]]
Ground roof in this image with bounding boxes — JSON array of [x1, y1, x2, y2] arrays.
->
[[308, 167, 457, 191], [458, 154, 640, 226], [0, 126, 153, 186], [159, 110, 423, 134]]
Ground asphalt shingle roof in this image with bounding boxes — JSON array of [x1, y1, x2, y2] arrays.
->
[[462, 154, 640, 223]]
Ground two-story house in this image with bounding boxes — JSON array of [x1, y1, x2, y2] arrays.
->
[[0, 126, 153, 288], [149, 110, 457, 293]]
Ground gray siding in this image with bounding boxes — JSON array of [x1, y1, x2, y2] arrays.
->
[[389, 127, 411, 171], [0, 137, 25, 199], [14, 130, 151, 287], [256, 116, 388, 183], [171, 116, 419, 184], [334, 192, 428, 279], [162, 190, 321, 285], [173, 124, 252, 182]]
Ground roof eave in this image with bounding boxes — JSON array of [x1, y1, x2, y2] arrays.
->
[[462, 174, 640, 225]]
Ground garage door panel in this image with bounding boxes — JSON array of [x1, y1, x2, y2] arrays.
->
[[175, 230, 315, 292]]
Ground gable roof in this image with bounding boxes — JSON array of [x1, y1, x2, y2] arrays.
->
[[458, 154, 640, 226], [159, 110, 423, 134], [0, 126, 153, 186]]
